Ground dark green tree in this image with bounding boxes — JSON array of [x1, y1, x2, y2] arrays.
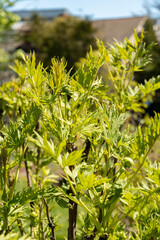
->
[[0, 0, 21, 84], [19, 14, 97, 71]]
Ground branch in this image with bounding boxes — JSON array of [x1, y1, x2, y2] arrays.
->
[[43, 198, 56, 240], [66, 142, 78, 240]]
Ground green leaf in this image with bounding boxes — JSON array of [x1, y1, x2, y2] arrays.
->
[[77, 171, 108, 193], [55, 197, 70, 208], [62, 149, 84, 167], [134, 28, 139, 47], [55, 139, 66, 159]]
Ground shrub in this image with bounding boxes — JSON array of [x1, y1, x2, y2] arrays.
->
[[0, 31, 160, 240]]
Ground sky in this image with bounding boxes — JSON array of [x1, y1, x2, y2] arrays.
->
[[11, 0, 158, 20]]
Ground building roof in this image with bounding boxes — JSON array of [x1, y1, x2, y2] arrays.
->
[[12, 8, 69, 20], [92, 16, 147, 44]]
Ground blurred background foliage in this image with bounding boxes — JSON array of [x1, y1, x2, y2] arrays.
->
[[17, 14, 97, 72], [0, 0, 22, 84]]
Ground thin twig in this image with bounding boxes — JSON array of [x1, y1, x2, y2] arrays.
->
[[24, 159, 32, 188], [83, 139, 91, 162], [24, 146, 34, 237], [43, 197, 56, 240], [17, 219, 25, 236], [66, 142, 78, 240]]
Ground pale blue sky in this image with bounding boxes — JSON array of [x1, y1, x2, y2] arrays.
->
[[11, 0, 158, 20]]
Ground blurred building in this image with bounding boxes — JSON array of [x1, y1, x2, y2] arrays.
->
[[92, 16, 147, 44], [153, 21, 160, 42], [12, 8, 69, 21]]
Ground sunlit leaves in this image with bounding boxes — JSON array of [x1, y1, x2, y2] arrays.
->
[[2, 104, 41, 150], [132, 113, 160, 159], [139, 75, 160, 95], [19, 104, 41, 136], [1, 29, 160, 239], [76, 171, 109, 193], [50, 57, 69, 89], [107, 30, 153, 113], [2, 121, 24, 150], [75, 40, 107, 89], [28, 132, 55, 159], [62, 149, 84, 167]]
